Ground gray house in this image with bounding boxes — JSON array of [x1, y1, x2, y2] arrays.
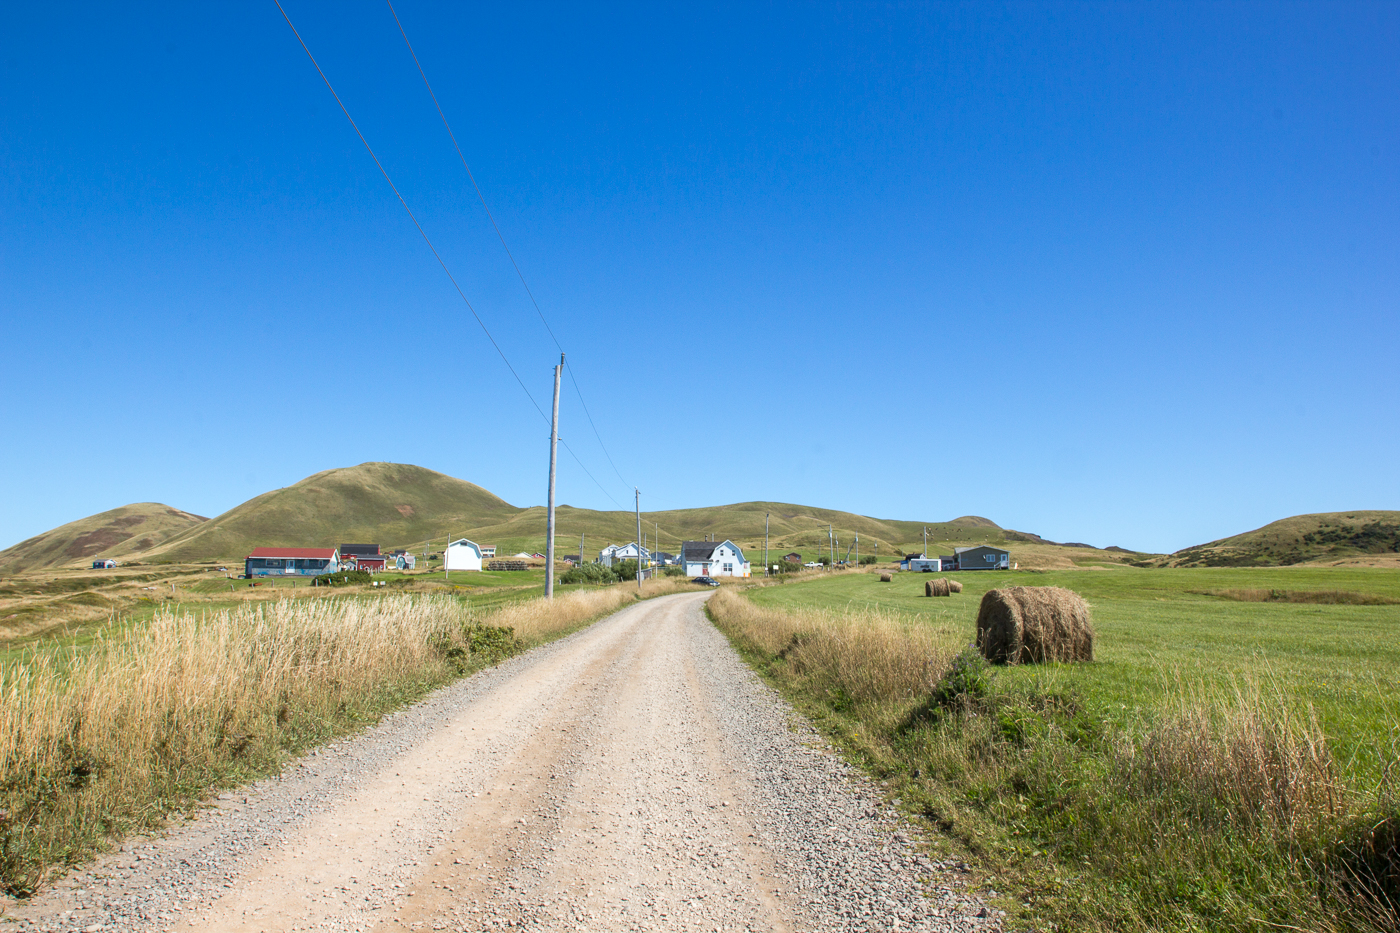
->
[[952, 545, 1010, 570]]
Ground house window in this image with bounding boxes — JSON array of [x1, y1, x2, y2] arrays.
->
[[986, 555, 995, 563], [723, 563, 733, 573]]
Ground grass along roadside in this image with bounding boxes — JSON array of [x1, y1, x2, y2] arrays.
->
[[706, 584, 1400, 932], [0, 578, 692, 896]]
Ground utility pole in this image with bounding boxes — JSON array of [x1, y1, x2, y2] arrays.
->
[[764, 512, 769, 577], [855, 534, 859, 566], [545, 353, 563, 598], [828, 525, 833, 567], [580, 532, 585, 563], [635, 488, 643, 591], [923, 527, 928, 559]]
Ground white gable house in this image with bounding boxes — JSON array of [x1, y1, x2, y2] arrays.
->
[[445, 538, 483, 572], [599, 542, 651, 567], [681, 540, 751, 578]]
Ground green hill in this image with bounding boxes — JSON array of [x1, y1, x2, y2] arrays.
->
[[144, 463, 521, 563], [0, 503, 208, 574], [3, 462, 1131, 570], [1165, 511, 1400, 567]]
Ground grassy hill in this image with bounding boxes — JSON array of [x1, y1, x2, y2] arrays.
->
[[0, 503, 207, 574], [143, 463, 522, 563], [4, 462, 1137, 570], [1163, 510, 1400, 567]]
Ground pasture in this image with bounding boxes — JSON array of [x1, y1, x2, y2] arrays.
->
[[747, 565, 1400, 779]]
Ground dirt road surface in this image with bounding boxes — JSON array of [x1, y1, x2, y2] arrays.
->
[[5, 591, 997, 933]]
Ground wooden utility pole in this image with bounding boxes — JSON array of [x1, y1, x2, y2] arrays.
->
[[764, 512, 769, 577], [635, 488, 643, 591], [545, 354, 563, 598]]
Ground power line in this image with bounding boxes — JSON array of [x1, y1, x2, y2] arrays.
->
[[274, 0, 548, 424], [385, 0, 633, 493]]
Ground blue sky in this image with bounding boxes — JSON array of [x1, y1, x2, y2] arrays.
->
[[1, 1, 1396, 554]]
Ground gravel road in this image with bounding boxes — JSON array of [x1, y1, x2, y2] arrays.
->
[[4, 591, 998, 933]]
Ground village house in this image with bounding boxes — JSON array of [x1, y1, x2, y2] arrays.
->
[[244, 547, 340, 578], [681, 540, 751, 578], [599, 542, 651, 567]]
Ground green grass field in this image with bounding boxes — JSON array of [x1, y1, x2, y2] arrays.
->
[[747, 566, 1400, 778], [725, 566, 1400, 931]]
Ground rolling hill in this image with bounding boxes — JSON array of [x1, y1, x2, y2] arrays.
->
[[1163, 511, 1400, 567], [4, 462, 1088, 570], [143, 463, 522, 564], [0, 503, 208, 574]]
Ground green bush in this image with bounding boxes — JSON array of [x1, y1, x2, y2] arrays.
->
[[559, 562, 618, 585], [312, 570, 372, 587]]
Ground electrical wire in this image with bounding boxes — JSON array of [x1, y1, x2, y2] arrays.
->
[[385, 0, 633, 494], [274, 0, 548, 424]]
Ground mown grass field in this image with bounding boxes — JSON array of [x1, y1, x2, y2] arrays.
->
[[721, 565, 1400, 932], [747, 566, 1400, 779]]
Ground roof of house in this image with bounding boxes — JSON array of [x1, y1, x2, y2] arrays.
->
[[954, 545, 1009, 554], [247, 547, 338, 560], [682, 540, 746, 562], [339, 543, 381, 557], [447, 539, 481, 551], [682, 541, 719, 561]]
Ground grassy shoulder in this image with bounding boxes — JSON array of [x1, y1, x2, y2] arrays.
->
[[0, 577, 692, 897], [711, 569, 1400, 932]]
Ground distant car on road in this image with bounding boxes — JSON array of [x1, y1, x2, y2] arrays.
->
[[693, 575, 719, 587]]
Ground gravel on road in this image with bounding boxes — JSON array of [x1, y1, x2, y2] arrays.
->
[[3, 591, 999, 933]]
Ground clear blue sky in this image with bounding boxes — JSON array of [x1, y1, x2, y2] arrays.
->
[[2, 1, 1396, 555]]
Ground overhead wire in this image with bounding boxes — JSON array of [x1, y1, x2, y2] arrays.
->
[[384, 0, 634, 495], [274, 0, 550, 424], [277, 1, 634, 513]]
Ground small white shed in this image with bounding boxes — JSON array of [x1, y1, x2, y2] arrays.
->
[[445, 539, 483, 572]]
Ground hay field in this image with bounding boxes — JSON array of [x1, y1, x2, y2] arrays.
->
[[718, 566, 1400, 932]]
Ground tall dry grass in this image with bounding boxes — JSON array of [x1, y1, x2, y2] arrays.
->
[[0, 582, 676, 894], [708, 587, 958, 710]]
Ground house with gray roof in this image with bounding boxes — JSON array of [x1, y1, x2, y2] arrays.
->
[[681, 540, 751, 578]]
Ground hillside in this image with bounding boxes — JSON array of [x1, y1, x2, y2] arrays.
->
[[143, 463, 522, 563], [3, 462, 1135, 570], [1164, 511, 1400, 567], [0, 503, 207, 574]]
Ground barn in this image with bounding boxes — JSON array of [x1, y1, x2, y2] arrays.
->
[[445, 539, 483, 572]]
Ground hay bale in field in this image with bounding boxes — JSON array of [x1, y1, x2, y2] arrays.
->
[[879, 572, 893, 583], [948, 580, 963, 593], [925, 578, 951, 597], [976, 586, 1093, 664]]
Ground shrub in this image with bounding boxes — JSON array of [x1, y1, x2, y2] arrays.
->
[[312, 570, 372, 587], [559, 563, 617, 585]]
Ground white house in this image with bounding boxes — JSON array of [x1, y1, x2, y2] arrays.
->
[[681, 540, 750, 578], [445, 539, 483, 572], [598, 542, 651, 567]]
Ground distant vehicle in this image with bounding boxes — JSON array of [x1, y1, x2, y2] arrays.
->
[[693, 575, 719, 587], [803, 561, 821, 568]]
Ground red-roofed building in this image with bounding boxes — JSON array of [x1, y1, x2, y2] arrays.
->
[[245, 547, 340, 579]]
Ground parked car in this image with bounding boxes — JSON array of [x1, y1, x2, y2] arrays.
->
[[693, 575, 719, 587]]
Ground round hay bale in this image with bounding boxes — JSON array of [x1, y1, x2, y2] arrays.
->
[[879, 572, 893, 583], [975, 586, 1093, 664], [925, 577, 951, 597], [948, 580, 963, 594]]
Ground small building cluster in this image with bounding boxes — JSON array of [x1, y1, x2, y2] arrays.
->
[[900, 545, 1010, 572]]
